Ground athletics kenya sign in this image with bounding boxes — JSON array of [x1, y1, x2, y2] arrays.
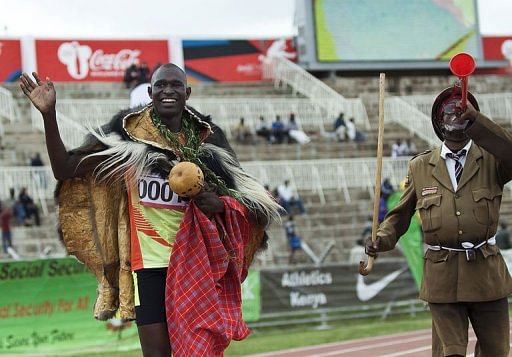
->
[[259, 261, 418, 314], [35, 39, 169, 81]]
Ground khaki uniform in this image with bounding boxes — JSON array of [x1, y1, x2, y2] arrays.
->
[[377, 113, 512, 356]]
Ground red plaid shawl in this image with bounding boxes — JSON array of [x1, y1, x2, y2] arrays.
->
[[165, 196, 251, 356]]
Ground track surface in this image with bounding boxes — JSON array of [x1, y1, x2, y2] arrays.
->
[[249, 328, 512, 356]]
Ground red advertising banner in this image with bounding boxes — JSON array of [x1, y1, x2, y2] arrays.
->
[[481, 36, 512, 74], [35, 39, 169, 82], [0, 39, 22, 82], [183, 39, 296, 83]]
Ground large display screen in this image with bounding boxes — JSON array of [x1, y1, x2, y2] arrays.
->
[[314, 0, 479, 62]]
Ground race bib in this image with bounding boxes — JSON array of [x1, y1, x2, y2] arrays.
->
[[138, 174, 187, 209]]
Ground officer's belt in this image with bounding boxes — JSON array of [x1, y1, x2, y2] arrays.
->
[[426, 236, 496, 252]]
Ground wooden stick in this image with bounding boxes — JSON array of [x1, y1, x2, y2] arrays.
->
[[359, 73, 386, 276]]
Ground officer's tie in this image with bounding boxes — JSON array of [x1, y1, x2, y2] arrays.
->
[[446, 149, 467, 183]]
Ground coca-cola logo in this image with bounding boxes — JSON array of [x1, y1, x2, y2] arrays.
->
[[57, 41, 141, 80]]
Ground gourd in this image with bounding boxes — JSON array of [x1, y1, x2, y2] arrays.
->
[[168, 161, 204, 198]]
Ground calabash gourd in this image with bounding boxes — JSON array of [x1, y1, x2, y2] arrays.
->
[[168, 161, 204, 197]]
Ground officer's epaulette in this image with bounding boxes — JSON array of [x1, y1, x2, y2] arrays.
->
[[410, 149, 432, 161]]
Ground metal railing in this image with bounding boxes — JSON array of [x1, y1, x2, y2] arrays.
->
[[385, 97, 439, 147], [0, 86, 18, 138], [243, 157, 411, 204], [0, 158, 410, 202], [189, 97, 329, 135], [43, 97, 344, 139], [0, 86, 17, 121], [31, 106, 89, 150], [262, 56, 370, 130], [56, 98, 129, 128]]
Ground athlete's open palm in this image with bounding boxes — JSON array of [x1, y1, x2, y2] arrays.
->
[[20, 72, 56, 115]]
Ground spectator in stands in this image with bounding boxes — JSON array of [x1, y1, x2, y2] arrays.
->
[[381, 178, 395, 200], [30, 152, 47, 188], [346, 118, 365, 142], [30, 152, 44, 166], [285, 215, 301, 264], [405, 138, 417, 156], [9, 188, 25, 226], [391, 139, 408, 158], [333, 112, 346, 131], [277, 180, 306, 215], [233, 117, 253, 144], [360, 215, 373, 239], [123, 63, 139, 89], [0, 201, 13, 254], [138, 62, 150, 85], [287, 113, 310, 145], [271, 115, 287, 144], [496, 222, 511, 250], [18, 187, 40, 226], [378, 178, 394, 223], [255, 116, 272, 143]]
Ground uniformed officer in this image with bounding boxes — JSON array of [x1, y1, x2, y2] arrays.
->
[[365, 87, 512, 357]]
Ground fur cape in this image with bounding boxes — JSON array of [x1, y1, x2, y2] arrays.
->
[[56, 104, 281, 320]]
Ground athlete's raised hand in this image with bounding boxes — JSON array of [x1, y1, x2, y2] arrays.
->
[[20, 72, 56, 115]]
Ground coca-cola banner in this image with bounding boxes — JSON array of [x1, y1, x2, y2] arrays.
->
[[183, 39, 296, 83], [0, 39, 22, 82], [35, 39, 169, 81], [259, 261, 417, 314]]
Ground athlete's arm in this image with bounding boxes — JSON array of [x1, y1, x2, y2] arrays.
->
[[20, 72, 104, 180]]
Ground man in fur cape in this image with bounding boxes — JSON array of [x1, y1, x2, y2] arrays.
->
[[20, 64, 281, 357]]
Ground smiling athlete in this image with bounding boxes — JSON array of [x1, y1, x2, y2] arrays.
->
[[21, 63, 281, 356]]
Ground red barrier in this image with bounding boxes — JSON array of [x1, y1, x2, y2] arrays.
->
[[35, 39, 169, 81]]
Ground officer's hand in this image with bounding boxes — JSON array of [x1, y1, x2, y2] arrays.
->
[[193, 191, 224, 217], [458, 100, 479, 124], [364, 236, 381, 258]]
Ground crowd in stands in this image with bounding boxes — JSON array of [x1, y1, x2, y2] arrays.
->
[[333, 112, 365, 143], [236, 113, 310, 145], [5, 187, 41, 227], [0, 186, 42, 258]]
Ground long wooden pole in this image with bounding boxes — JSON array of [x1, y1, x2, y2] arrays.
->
[[359, 73, 386, 276]]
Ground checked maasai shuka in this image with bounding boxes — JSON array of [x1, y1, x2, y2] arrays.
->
[[165, 197, 251, 356]]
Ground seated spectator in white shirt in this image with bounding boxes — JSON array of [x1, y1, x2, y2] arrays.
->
[[287, 113, 311, 145], [391, 139, 408, 158], [276, 180, 306, 215]]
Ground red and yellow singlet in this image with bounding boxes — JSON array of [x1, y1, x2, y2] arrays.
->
[[127, 173, 188, 271]]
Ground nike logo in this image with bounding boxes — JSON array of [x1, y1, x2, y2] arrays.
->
[[356, 267, 407, 301]]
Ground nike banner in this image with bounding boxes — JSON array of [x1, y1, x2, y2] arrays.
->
[[259, 261, 417, 313]]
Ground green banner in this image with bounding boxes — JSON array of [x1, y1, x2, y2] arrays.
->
[[0, 258, 139, 354], [241, 270, 260, 322], [0, 258, 261, 354], [387, 191, 424, 289]]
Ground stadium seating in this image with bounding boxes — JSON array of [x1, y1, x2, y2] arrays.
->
[[1, 66, 512, 266]]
